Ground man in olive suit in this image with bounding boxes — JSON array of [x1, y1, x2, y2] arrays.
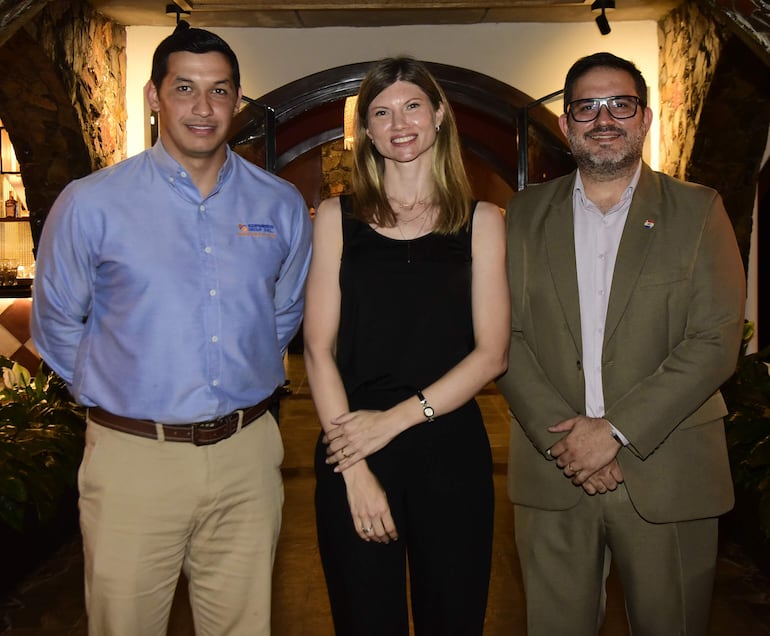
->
[[497, 52, 746, 635]]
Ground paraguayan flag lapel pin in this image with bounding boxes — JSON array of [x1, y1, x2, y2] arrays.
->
[[643, 219, 655, 229]]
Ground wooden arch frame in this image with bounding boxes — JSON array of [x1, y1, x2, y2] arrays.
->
[[229, 60, 574, 193]]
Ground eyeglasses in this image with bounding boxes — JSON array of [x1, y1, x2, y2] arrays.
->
[[566, 95, 641, 122]]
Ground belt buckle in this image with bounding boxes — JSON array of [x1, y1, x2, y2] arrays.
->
[[191, 420, 219, 446], [190, 412, 240, 446]]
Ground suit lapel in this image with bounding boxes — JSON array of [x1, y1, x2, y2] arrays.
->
[[604, 165, 661, 344], [544, 175, 583, 354]]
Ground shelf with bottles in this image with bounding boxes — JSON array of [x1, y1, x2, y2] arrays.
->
[[0, 179, 33, 288], [0, 123, 33, 298], [2, 179, 27, 220], [1, 120, 27, 220]]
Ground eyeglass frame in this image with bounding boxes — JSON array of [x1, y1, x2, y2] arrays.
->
[[565, 95, 643, 123]]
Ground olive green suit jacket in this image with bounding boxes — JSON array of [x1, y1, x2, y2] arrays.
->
[[496, 164, 746, 523]]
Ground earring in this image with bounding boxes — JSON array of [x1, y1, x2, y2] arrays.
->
[[435, 124, 441, 133]]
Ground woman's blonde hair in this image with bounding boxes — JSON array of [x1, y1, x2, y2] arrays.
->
[[350, 56, 473, 234]]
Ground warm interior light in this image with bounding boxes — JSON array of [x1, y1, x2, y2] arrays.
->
[[0, 127, 19, 174], [343, 96, 358, 151], [0, 218, 35, 273]]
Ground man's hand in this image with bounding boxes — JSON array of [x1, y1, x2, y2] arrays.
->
[[581, 459, 624, 494], [547, 416, 622, 485]]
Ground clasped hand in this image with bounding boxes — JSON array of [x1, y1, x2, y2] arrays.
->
[[324, 410, 397, 472], [344, 463, 399, 543], [547, 415, 623, 492]]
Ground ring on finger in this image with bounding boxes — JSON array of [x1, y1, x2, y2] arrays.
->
[[362, 526, 373, 534], [340, 447, 348, 458], [568, 462, 574, 472]]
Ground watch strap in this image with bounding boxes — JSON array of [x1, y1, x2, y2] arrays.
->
[[416, 389, 435, 422]]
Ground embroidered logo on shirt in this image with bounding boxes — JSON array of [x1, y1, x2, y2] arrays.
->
[[643, 219, 655, 229], [238, 223, 277, 238]]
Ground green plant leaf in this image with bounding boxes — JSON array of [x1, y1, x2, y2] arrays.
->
[[0, 495, 26, 531], [0, 355, 85, 533], [747, 438, 770, 468], [0, 473, 28, 502]]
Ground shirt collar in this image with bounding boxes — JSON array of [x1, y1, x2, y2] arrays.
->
[[573, 160, 643, 215], [149, 139, 235, 196]]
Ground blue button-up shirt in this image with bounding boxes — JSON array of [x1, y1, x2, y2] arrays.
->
[[32, 140, 311, 423]]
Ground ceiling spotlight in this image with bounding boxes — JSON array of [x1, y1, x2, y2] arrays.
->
[[591, 0, 615, 35], [166, 3, 191, 23]]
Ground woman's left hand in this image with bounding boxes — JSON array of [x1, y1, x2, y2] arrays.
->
[[324, 410, 398, 471]]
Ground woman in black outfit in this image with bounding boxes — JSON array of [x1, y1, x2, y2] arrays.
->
[[304, 56, 510, 635]]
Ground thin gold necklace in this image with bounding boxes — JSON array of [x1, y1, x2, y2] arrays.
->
[[396, 209, 430, 263], [396, 206, 429, 225]]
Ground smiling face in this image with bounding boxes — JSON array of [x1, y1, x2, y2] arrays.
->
[[364, 80, 444, 166], [559, 66, 652, 181], [145, 50, 242, 171]]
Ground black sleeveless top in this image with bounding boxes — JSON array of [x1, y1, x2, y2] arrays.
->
[[337, 195, 476, 412]]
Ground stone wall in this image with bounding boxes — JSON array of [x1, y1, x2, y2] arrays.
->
[[321, 140, 353, 200], [23, 0, 126, 171], [658, 0, 724, 179], [0, 0, 125, 244], [657, 0, 769, 270]]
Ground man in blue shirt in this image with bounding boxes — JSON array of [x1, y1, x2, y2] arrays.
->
[[31, 21, 311, 636]]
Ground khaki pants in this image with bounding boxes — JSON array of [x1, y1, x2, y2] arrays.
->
[[79, 411, 284, 636]]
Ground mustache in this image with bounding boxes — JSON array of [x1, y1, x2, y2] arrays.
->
[[585, 125, 626, 138]]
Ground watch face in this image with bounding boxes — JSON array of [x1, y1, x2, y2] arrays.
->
[[424, 406, 435, 418]]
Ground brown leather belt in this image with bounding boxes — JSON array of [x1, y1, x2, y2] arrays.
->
[[87, 391, 278, 446]]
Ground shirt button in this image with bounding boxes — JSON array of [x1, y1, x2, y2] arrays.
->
[[199, 205, 206, 213], [204, 246, 212, 254], [211, 335, 219, 343], [209, 289, 216, 297], [212, 379, 219, 387]]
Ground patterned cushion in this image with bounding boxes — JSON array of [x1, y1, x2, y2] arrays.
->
[[0, 298, 40, 373]]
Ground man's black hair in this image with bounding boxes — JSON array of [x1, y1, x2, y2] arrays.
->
[[150, 20, 241, 90], [563, 52, 647, 112]]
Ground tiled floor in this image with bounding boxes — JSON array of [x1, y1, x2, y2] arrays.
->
[[2, 354, 770, 634]]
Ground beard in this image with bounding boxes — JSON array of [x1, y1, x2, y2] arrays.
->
[[566, 124, 646, 182]]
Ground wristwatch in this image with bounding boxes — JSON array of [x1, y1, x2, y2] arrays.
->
[[416, 389, 435, 422]]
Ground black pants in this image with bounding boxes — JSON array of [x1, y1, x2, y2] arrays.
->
[[315, 400, 494, 636]]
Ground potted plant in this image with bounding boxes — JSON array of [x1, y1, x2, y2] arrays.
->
[[721, 322, 770, 572], [0, 356, 85, 594]]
